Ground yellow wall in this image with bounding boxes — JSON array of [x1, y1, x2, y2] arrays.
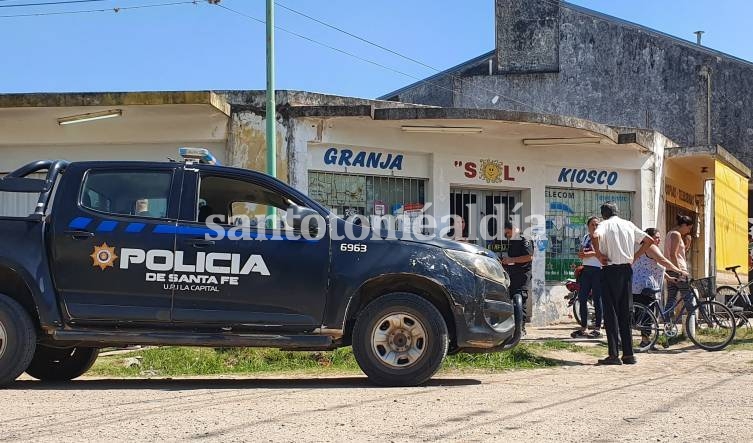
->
[[715, 160, 749, 274]]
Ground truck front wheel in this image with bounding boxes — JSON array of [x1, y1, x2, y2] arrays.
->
[[25, 346, 99, 382], [352, 293, 448, 387], [0, 294, 36, 387]]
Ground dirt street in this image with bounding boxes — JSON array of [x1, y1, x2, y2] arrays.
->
[[2, 344, 752, 442]]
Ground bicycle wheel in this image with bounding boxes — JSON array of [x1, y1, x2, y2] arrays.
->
[[717, 285, 739, 305], [631, 303, 658, 352], [685, 300, 737, 351], [717, 286, 749, 327]]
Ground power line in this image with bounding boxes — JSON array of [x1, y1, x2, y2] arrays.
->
[[215, 2, 541, 113], [214, 4, 423, 86], [215, 3, 492, 109], [271, 1, 544, 113], [0, 0, 197, 17], [0, 0, 106, 8], [275, 1, 440, 74]]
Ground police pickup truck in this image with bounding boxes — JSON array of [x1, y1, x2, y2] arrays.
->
[[0, 148, 520, 387]]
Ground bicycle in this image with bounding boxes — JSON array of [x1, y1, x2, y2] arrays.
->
[[716, 265, 753, 329], [631, 276, 737, 352]]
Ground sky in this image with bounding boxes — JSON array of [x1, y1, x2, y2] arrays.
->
[[1, 0, 751, 98]]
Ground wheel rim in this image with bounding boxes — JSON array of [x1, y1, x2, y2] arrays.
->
[[0, 321, 7, 360], [371, 312, 427, 369]]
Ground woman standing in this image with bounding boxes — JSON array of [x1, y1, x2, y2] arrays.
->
[[571, 217, 604, 338], [632, 228, 687, 347]]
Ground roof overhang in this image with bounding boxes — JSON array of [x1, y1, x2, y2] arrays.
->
[[665, 145, 751, 179], [0, 91, 230, 146]]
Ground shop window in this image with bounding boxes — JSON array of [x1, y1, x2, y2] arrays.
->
[[545, 187, 633, 281], [308, 171, 426, 227]]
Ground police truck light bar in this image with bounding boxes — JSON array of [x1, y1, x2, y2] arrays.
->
[[179, 147, 220, 166]]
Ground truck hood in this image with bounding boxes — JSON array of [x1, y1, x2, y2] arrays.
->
[[371, 229, 495, 258]]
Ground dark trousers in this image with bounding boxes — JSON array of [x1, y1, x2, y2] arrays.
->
[[578, 265, 603, 330], [509, 272, 529, 323], [601, 264, 633, 357]]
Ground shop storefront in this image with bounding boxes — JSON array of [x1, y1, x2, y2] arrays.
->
[[663, 146, 750, 285], [664, 174, 704, 278], [301, 125, 654, 326], [306, 144, 431, 230]]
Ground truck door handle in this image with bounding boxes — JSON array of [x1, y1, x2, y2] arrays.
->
[[185, 239, 215, 248], [64, 230, 94, 240]]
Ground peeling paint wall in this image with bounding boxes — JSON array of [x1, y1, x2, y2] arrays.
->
[[226, 111, 289, 182]]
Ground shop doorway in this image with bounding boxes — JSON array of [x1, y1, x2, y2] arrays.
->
[[665, 202, 703, 278], [449, 188, 522, 256]]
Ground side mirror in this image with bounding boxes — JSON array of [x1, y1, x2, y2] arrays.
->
[[287, 204, 323, 236]]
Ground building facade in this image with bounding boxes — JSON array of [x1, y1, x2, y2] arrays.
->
[[0, 90, 747, 324], [381, 0, 752, 283]]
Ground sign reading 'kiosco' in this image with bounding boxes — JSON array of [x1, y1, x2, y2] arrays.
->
[[557, 168, 619, 186]]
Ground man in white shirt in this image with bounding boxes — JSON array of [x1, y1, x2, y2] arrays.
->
[[593, 202, 654, 365]]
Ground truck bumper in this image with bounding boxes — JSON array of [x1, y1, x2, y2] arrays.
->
[[451, 277, 520, 352]]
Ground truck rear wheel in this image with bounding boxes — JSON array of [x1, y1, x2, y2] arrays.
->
[[352, 293, 448, 387], [0, 294, 37, 387], [25, 346, 99, 382]]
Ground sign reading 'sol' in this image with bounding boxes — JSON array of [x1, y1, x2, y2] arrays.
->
[[453, 159, 526, 183]]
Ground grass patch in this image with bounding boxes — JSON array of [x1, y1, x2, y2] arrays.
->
[[90, 347, 360, 377], [727, 326, 753, 351], [443, 345, 558, 371], [89, 341, 588, 378]]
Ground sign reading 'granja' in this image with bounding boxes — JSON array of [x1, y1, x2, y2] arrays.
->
[[323, 147, 404, 171]]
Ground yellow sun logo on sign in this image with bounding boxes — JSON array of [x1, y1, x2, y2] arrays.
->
[[479, 159, 504, 183], [90, 243, 118, 271]]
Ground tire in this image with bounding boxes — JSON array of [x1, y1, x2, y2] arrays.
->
[[631, 303, 658, 353], [0, 294, 37, 387], [25, 346, 99, 382], [352, 293, 448, 387], [717, 286, 749, 326], [686, 300, 737, 351], [572, 298, 581, 326]]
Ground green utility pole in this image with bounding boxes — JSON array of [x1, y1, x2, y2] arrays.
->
[[265, 0, 277, 229], [265, 0, 276, 178]]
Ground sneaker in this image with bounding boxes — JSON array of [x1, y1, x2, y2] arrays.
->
[[587, 330, 602, 338], [597, 356, 622, 365], [622, 355, 637, 365], [570, 329, 586, 338]]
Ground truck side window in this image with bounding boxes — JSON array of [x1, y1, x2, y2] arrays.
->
[[80, 170, 171, 219], [197, 175, 291, 229]]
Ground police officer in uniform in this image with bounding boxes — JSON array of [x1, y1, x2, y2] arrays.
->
[[500, 220, 533, 335]]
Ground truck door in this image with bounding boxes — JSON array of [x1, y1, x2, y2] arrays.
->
[[170, 168, 329, 331], [50, 163, 181, 324]]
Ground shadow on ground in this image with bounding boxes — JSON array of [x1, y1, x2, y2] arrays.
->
[[7, 376, 482, 391]]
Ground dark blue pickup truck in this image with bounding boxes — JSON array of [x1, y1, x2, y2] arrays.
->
[[0, 149, 520, 387]]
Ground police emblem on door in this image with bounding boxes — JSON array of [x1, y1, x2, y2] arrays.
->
[[90, 243, 118, 270]]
